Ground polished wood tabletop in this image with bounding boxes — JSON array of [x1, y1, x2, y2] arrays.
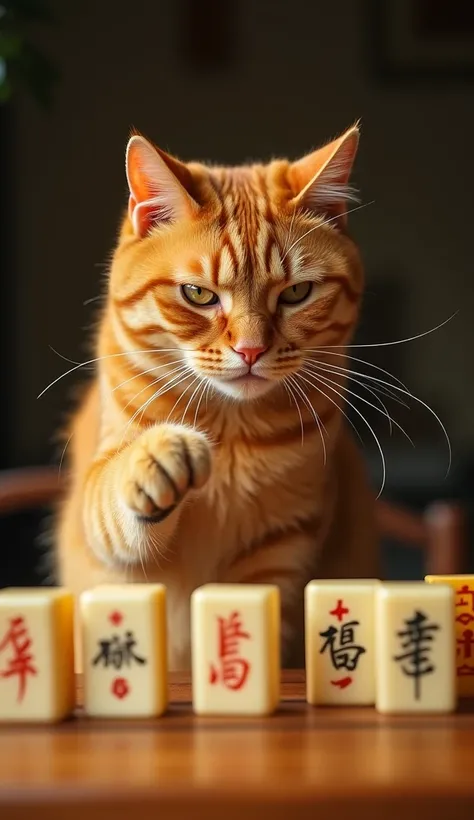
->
[[1, 670, 473, 820]]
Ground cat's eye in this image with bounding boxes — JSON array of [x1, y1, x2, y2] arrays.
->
[[278, 281, 312, 305], [181, 284, 219, 307]]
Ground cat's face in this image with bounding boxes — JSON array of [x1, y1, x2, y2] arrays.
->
[[111, 126, 363, 403]]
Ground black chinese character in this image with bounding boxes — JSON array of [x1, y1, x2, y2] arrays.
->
[[319, 621, 366, 671], [393, 610, 440, 700], [92, 631, 146, 669]]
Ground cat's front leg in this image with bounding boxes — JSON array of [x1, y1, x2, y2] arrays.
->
[[83, 423, 212, 566]]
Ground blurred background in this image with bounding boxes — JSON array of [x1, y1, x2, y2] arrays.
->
[[0, 0, 472, 588]]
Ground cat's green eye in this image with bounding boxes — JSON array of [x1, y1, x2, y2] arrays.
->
[[278, 281, 312, 305], [181, 284, 219, 307]]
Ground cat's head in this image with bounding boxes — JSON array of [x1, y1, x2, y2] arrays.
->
[[111, 124, 364, 402]]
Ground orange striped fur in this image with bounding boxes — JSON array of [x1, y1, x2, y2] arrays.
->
[[56, 123, 379, 670]]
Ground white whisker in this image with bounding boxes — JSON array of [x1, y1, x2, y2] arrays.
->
[[122, 368, 193, 443], [38, 347, 193, 399], [313, 312, 458, 350], [306, 348, 409, 391], [113, 358, 186, 393], [282, 378, 305, 446], [122, 364, 189, 413], [193, 377, 211, 427], [305, 359, 409, 409], [295, 370, 363, 447], [166, 374, 201, 424], [303, 365, 414, 447], [300, 369, 387, 498], [180, 376, 206, 426], [287, 374, 327, 464], [58, 432, 74, 477], [305, 357, 451, 475], [282, 201, 374, 262]]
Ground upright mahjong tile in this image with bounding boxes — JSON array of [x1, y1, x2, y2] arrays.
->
[[425, 575, 474, 697], [81, 584, 167, 717], [375, 582, 456, 713], [191, 584, 280, 715], [0, 587, 75, 722], [305, 579, 380, 705]]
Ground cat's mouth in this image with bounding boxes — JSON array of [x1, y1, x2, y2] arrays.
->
[[226, 373, 267, 383], [211, 370, 275, 400]]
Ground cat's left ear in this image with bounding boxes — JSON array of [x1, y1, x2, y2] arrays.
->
[[126, 134, 200, 237], [289, 123, 360, 228]]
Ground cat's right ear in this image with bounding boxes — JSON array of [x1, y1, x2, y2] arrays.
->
[[126, 135, 200, 238]]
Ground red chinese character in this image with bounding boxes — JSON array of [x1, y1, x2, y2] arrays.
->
[[0, 616, 37, 702], [111, 677, 130, 699], [209, 611, 251, 691], [457, 628, 474, 660], [456, 627, 474, 676], [456, 585, 474, 626]]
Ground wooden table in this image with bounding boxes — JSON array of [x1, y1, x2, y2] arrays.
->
[[1, 671, 473, 820]]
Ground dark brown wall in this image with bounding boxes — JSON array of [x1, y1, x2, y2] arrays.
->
[[7, 0, 473, 467]]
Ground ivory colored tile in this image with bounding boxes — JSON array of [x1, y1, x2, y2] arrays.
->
[[425, 575, 474, 697], [0, 587, 75, 722], [191, 584, 280, 715], [375, 582, 456, 714], [305, 579, 380, 705], [81, 584, 167, 717]]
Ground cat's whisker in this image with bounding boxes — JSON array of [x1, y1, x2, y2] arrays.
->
[[122, 368, 194, 443], [305, 359, 409, 409], [298, 369, 386, 498], [310, 312, 457, 351], [38, 348, 194, 399], [304, 359, 409, 410], [287, 374, 327, 464], [193, 377, 211, 427], [281, 200, 375, 262], [180, 376, 207, 426], [138, 370, 195, 428], [122, 364, 190, 413], [58, 432, 74, 478], [306, 349, 409, 393], [301, 365, 414, 447], [282, 378, 305, 446], [306, 356, 451, 475], [166, 374, 202, 425], [315, 366, 396, 436], [295, 371, 362, 447], [113, 358, 186, 393], [204, 377, 215, 411]]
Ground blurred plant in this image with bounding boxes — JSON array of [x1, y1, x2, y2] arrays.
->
[[0, 0, 59, 108]]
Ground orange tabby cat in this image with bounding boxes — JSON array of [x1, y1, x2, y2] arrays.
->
[[56, 123, 379, 669]]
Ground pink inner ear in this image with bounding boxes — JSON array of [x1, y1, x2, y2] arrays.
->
[[129, 197, 171, 238], [126, 135, 200, 238]]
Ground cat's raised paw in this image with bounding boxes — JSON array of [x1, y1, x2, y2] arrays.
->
[[118, 424, 211, 522]]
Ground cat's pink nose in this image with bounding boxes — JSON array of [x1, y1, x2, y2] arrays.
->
[[232, 345, 268, 367]]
